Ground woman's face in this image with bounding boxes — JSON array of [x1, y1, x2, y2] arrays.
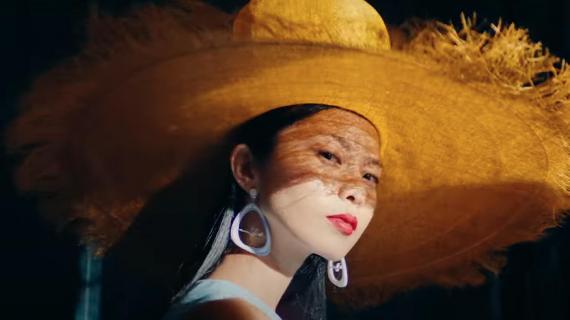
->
[[256, 108, 382, 261]]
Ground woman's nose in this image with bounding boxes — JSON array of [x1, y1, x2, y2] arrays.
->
[[339, 184, 366, 206]]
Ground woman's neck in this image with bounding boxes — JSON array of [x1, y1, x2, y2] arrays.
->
[[207, 237, 310, 310]]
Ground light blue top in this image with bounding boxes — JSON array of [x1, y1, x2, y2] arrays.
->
[[162, 279, 282, 320]]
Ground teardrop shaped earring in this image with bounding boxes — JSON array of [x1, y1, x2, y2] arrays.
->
[[327, 257, 348, 287], [230, 188, 272, 256]]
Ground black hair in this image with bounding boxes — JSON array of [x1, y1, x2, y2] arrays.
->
[[172, 103, 372, 319], [229, 104, 336, 319]]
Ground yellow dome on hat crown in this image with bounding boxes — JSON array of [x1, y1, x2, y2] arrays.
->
[[233, 0, 391, 51]]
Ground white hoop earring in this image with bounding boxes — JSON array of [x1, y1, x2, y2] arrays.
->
[[327, 258, 348, 287], [230, 188, 272, 256]]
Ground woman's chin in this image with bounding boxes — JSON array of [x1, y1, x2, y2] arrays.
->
[[311, 242, 354, 261], [316, 251, 348, 262]]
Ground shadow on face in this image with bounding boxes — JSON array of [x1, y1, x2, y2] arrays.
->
[[250, 108, 383, 260]]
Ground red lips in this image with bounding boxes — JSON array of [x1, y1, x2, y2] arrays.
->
[[326, 213, 358, 236]]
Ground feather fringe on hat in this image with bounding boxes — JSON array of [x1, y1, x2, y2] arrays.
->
[[401, 13, 570, 195]]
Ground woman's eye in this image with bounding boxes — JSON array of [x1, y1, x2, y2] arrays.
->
[[363, 173, 379, 184], [318, 150, 340, 164]]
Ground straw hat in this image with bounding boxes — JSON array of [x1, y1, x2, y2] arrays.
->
[[5, 0, 569, 308]]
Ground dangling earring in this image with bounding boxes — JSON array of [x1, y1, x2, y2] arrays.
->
[[230, 188, 272, 256], [327, 258, 348, 287]]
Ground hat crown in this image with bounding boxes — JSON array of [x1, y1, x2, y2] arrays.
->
[[233, 0, 391, 51]]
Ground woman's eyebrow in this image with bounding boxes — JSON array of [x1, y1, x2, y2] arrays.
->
[[365, 158, 383, 170], [328, 134, 351, 150]]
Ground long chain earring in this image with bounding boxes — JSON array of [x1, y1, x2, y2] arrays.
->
[[327, 257, 348, 287], [230, 188, 272, 256]]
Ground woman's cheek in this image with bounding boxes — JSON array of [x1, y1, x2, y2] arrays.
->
[[268, 154, 333, 189], [358, 210, 374, 235]]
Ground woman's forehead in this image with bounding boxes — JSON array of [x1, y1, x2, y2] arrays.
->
[[279, 108, 380, 145]]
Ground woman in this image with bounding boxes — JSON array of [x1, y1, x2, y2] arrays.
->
[[164, 104, 382, 319], [5, 0, 569, 319]]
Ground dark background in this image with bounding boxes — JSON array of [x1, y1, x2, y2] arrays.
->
[[1, 0, 569, 319]]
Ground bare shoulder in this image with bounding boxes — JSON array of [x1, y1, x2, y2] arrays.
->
[[180, 298, 270, 320]]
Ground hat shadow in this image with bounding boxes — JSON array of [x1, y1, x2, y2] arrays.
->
[[334, 180, 568, 309]]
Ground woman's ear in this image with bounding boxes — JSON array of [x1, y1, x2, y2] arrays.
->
[[230, 144, 259, 193]]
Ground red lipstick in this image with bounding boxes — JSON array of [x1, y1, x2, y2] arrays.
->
[[326, 213, 358, 236]]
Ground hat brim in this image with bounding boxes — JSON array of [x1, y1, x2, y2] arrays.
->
[[78, 41, 569, 305], [7, 9, 569, 305]]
